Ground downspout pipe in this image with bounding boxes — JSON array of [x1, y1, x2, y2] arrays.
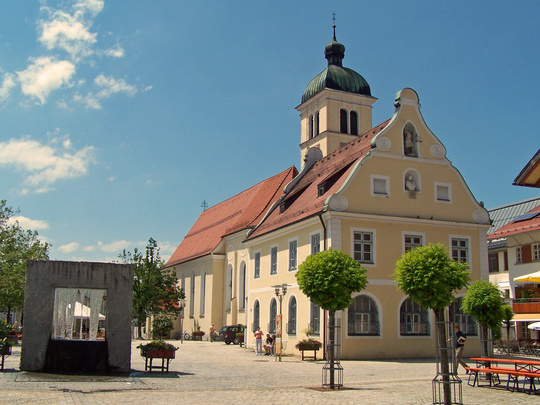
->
[[318, 212, 327, 359]]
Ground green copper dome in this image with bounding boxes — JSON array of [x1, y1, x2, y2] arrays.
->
[[302, 27, 371, 103]]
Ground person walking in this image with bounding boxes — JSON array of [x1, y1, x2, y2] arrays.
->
[[254, 327, 263, 355], [453, 324, 468, 374], [209, 324, 215, 342]]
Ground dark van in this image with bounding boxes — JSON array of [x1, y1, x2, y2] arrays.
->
[[219, 325, 244, 345]]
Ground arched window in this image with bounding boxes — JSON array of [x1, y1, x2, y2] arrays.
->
[[449, 297, 477, 336], [309, 114, 314, 139], [253, 300, 260, 333], [400, 298, 430, 336], [287, 296, 297, 335], [200, 272, 206, 315], [340, 109, 348, 133], [189, 273, 195, 317], [350, 111, 358, 135], [225, 265, 233, 311], [269, 298, 277, 333], [348, 294, 380, 335], [239, 262, 246, 310], [310, 302, 320, 335], [315, 111, 320, 136]]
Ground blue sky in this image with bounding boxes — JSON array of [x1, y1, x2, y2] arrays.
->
[[1, 0, 539, 263]]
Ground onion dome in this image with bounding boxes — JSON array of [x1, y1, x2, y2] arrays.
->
[[302, 25, 371, 103]]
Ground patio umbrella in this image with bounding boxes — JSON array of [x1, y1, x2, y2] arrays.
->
[[528, 321, 540, 331], [513, 271, 540, 283]]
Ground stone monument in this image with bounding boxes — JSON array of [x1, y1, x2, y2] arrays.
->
[[20, 260, 134, 374]]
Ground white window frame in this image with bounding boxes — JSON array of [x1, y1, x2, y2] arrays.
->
[[435, 182, 452, 203], [370, 175, 390, 197], [288, 238, 298, 271], [310, 231, 321, 255], [516, 246, 523, 263], [403, 231, 425, 253], [270, 245, 278, 275], [533, 243, 540, 261], [450, 235, 471, 265], [351, 228, 376, 266]]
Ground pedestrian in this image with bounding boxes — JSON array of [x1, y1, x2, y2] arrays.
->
[[452, 324, 468, 374], [209, 324, 215, 342], [254, 327, 263, 355]]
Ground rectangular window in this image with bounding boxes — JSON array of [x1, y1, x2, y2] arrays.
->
[[533, 244, 540, 261], [354, 231, 373, 264], [270, 246, 278, 275], [452, 239, 468, 262], [504, 251, 508, 271], [311, 233, 321, 255], [488, 253, 499, 273], [254, 251, 261, 278], [451, 238, 468, 263], [435, 183, 452, 202], [404, 234, 422, 252], [516, 247, 523, 263], [354, 313, 370, 334], [289, 240, 297, 271]]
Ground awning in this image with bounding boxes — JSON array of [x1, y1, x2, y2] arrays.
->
[[497, 280, 510, 288], [514, 271, 540, 283], [512, 313, 540, 322]]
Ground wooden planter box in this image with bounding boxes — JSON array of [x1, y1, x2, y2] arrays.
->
[[192, 333, 205, 341], [141, 348, 175, 372], [299, 348, 319, 361], [1, 344, 12, 371]]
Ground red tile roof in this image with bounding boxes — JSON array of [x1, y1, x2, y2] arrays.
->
[[166, 166, 298, 267], [246, 120, 390, 240], [488, 205, 540, 239]]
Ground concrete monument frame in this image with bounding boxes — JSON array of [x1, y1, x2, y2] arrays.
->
[[21, 260, 134, 374]]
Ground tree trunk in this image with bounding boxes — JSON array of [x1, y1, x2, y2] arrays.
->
[[435, 308, 451, 405], [328, 309, 335, 389]]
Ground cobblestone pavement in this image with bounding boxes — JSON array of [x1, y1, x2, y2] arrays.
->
[[1, 340, 538, 404]]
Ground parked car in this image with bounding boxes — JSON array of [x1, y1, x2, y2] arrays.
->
[[219, 325, 244, 345]]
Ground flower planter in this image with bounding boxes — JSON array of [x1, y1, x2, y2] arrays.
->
[[142, 349, 176, 359], [1, 345, 11, 356], [192, 332, 205, 341]]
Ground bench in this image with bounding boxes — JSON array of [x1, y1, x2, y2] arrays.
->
[[466, 366, 540, 394]]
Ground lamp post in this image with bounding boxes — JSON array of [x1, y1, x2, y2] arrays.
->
[[273, 284, 289, 362], [179, 298, 185, 344]]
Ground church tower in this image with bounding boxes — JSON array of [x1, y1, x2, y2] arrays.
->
[[296, 26, 377, 168]]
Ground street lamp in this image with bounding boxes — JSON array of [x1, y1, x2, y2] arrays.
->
[[273, 284, 289, 362]]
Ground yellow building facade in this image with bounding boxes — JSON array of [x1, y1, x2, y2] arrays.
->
[[165, 32, 490, 359]]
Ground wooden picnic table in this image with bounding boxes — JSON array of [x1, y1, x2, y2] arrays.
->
[[466, 357, 540, 394]]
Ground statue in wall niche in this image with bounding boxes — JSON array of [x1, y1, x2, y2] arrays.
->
[[403, 127, 417, 157], [405, 175, 417, 191]]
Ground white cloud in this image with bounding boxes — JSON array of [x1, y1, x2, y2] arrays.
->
[[79, 74, 137, 109], [17, 57, 75, 104], [0, 135, 96, 193], [0, 73, 16, 103], [39, 10, 97, 60], [97, 240, 133, 253], [104, 44, 125, 58], [73, 0, 105, 17], [58, 242, 79, 253], [8, 215, 50, 230]]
